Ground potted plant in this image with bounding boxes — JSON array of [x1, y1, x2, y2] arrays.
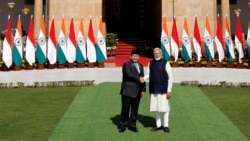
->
[[106, 33, 117, 56]]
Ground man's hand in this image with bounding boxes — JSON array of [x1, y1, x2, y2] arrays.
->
[[166, 92, 171, 99], [140, 77, 145, 83]]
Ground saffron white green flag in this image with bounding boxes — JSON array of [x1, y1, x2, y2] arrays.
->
[[3, 15, 12, 68], [47, 17, 57, 64], [214, 14, 225, 62], [247, 19, 250, 60], [25, 15, 35, 66], [13, 15, 23, 66], [204, 15, 214, 62], [235, 15, 244, 63], [36, 15, 47, 64], [96, 17, 107, 63], [76, 17, 86, 63], [181, 17, 192, 62], [224, 15, 235, 62], [161, 16, 170, 61], [170, 16, 179, 62], [66, 17, 76, 63], [193, 16, 202, 62], [87, 17, 96, 63], [57, 17, 67, 65]]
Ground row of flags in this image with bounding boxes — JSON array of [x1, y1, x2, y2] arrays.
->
[[2, 15, 107, 68], [161, 15, 250, 63]]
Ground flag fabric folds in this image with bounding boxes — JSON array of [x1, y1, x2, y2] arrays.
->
[[13, 15, 23, 66], [3, 15, 12, 68], [224, 15, 235, 62], [193, 16, 202, 62], [25, 15, 35, 66], [76, 17, 86, 63], [181, 17, 192, 62], [66, 17, 77, 63], [57, 17, 67, 64], [204, 15, 214, 62], [96, 17, 107, 63], [247, 19, 250, 60], [235, 14, 244, 63], [47, 17, 57, 64], [36, 15, 47, 64], [214, 14, 225, 62], [161, 16, 171, 61], [170, 16, 179, 62], [87, 17, 96, 63]]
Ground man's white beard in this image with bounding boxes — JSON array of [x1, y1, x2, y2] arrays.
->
[[155, 57, 161, 60]]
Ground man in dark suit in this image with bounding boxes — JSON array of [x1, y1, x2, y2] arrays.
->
[[119, 49, 146, 133]]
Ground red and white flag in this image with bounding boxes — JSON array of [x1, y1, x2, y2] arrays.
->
[[3, 15, 12, 68], [235, 14, 244, 62], [170, 16, 179, 62], [193, 16, 202, 62], [66, 17, 77, 63], [87, 17, 96, 63], [247, 19, 250, 60], [224, 15, 235, 62], [25, 15, 35, 66], [47, 17, 57, 64], [214, 14, 225, 62]]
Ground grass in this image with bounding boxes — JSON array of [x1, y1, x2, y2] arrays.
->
[[0, 83, 249, 141]]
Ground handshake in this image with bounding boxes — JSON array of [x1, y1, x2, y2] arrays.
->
[[140, 77, 145, 83]]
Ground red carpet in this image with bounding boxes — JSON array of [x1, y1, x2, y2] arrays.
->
[[106, 56, 151, 67]]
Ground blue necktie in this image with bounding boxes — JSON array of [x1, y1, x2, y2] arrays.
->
[[134, 63, 140, 73]]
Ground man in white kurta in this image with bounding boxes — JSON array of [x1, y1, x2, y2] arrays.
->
[[144, 47, 173, 133]]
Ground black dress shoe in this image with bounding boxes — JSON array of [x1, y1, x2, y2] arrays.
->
[[163, 127, 170, 133], [128, 127, 138, 132], [150, 126, 162, 131], [118, 127, 126, 133]]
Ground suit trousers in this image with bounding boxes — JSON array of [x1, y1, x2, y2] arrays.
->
[[120, 94, 141, 128]]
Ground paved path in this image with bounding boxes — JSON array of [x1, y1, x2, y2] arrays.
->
[[1, 67, 250, 85]]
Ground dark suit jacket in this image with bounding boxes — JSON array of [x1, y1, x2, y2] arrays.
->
[[120, 60, 146, 98]]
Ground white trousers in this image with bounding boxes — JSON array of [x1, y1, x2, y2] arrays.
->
[[155, 111, 170, 128]]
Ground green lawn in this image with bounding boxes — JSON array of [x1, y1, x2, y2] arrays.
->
[[0, 83, 249, 141]]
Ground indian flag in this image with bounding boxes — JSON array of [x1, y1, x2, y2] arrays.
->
[[214, 14, 225, 62], [193, 16, 202, 62], [204, 15, 214, 62], [247, 19, 250, 60], [57, 17, 67, 65], [48, 17, 57, 64], [13, 15, 23, 66], [170, 16, 179, 62], [96, 17, 107, 63], [76, 17, 86, 63], [224, 15, 235, 62], [36, 15, 47, 64], [66, 17, 76, 63], [87, 17, 96, 63], [25, 15, 35, 66], [181, 17, 192, 62], [3, 15, 12, 68], [235, 14, 244, 63], [161, 16, 170, 61]]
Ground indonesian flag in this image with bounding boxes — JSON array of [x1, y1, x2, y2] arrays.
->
[[161, 16, 171, 61], [3, 15, 12, 68], [224, 15, 235, 62], [247, 19, 250, 60], [25, 15, 35, 66], [170, 16, 179, 62], [193, 16, 202, 62], [47, 17, 57, 64], [181, 17, 192, 62], [87, 17, 96, 63], [235, 14, 244, 63], [96, 17, 107, 63], [57, 17, 67, 64], [13, 15, 23, 66], [204, 15, 214, 62], [214, 14, 225, 62], [36, 15, 47, 64], [66, 17, 77, 63], [76, 17, 86, 63]]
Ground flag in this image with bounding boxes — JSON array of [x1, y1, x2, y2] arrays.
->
[[87, 17, 96, 63], [247, 19, 250, 60], [193, 16, 202, 62], [235, 14, 244, 63], [170, 16, 179, 62], [96, 17, 107, 63], [57, 17, 67, 64], [36, 15, 47, 64], [204, 15, 214, 62], [161, 16, 171, 61], [66, 17, 76, 63], [47, 17, 57, 64], [2, 15, 12, 68], [214, 14, 225, 62], [25, 15, 35, 66], [224, 15, 235, 62], [13, 15, 23, 66], [181, 17, 192, 62], [76, 17, 86, 63]]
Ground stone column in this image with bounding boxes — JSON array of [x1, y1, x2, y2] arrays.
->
[[34, 0, 43, 39], [221, 0, 230, 33]]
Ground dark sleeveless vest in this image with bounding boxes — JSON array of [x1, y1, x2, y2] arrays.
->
[[149, 59, 169, 94]]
